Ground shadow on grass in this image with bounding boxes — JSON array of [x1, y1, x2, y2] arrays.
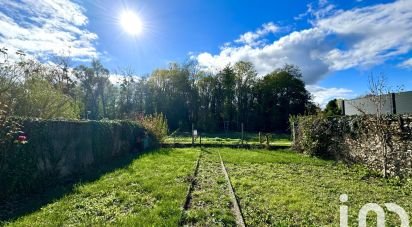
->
[[0, 148, 171, 223]]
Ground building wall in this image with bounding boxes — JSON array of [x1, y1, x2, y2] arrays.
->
[[343, 91, 412, 115], [395, 91, 412, 114]]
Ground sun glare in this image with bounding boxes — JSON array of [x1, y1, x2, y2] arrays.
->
[[120, 10, 143, 36]]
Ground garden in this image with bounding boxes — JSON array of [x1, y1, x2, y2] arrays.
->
[[2, 147, 411, 226], [1, 1, 411, 225]]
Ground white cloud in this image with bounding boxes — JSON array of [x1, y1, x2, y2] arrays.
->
[[235, 22, 279, 46], [196, 0, 412, 85], [317, 0, 412, 71], [306, 85, 355, 107], [0, 0, 98, 61], [399, 58, 412, 68], [197, 27, 330, 84]]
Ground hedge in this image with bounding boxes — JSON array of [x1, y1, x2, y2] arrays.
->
[[0, 119, 153, 200]]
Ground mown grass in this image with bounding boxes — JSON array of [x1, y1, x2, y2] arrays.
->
[[164, 132, 291, 146], [218, 148, 412, 226], [4, 147, 412, 226], [4, 148, 199, 226], [181, 149, 236, 226]]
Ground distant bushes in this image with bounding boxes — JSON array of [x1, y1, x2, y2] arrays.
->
[[0, 118, 154, 200]]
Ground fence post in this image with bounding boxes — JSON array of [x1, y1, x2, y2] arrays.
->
[[265, 134, 270, 148], [292, 121, 296, 145], [241, 122, 244, 145], [192, 123, 194, 146], [259, 132, 261, 144]]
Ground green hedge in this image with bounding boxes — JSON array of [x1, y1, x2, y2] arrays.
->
[[0, 119, 152, 200], [290, 115, 361, 159]]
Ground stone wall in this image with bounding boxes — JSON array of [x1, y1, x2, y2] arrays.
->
[[0, 119, 152, 200], [292, 115, 412, 177]]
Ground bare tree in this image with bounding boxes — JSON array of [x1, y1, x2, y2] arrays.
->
[[369, 74, 391, 177], [351, 73, 401, 177], [0, 48, 23, 97]]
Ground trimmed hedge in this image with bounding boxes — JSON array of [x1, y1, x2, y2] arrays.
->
[[0, 119, 153, 200]]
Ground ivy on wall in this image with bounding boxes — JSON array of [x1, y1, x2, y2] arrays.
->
[[0, 118, 154, 200]]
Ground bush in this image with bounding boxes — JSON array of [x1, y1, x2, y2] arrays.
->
[[0, 102, 23, 175], [134, 113, 168, 143], [290, 114, 343, 158]]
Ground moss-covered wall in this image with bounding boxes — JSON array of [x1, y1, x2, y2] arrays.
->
[[292, 115, 412, 177], [0, 119, 151, 200]]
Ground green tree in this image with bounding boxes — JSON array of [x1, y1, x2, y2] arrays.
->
[[74, 59, 110, 119], [233, 61, 257, 129], [219, 65, 236, 130], [14, 78, 80, 119], [257, 65, 311, 131]]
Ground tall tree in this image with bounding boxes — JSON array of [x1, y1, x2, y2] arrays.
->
[[257, 65, 311, 131], [219, 65, 236, 130], [74, 59, 110, 119], [233, 61, 257, 129]]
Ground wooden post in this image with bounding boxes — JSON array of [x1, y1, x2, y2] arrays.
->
[[265, 134, 269, 148], [192, 123, 194, 146], [241, 123, 244, 145], [258, 132, 261, 144], [292, 122, 296, 145]]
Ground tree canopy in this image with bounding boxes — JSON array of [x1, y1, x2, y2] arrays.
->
[[0, 50, 316, 132]]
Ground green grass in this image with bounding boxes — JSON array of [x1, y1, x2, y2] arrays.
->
[[181, 149, 236, 226], [4, 148, 412, 226], [218, 148, 412, 226], [164, 132, 292, 146], [4, 148, 199, 226]]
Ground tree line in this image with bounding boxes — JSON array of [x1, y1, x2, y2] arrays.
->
[[0, 50, 318, 132]]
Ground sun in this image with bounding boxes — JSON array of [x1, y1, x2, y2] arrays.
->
[[120, 10, 143, 36]]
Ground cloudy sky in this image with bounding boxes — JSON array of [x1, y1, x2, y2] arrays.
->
[[0, 0, 411, 106]]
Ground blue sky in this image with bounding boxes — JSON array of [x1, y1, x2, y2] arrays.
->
[[0, 0, 411, 106]]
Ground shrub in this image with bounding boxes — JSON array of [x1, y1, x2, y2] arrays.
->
[[0, 102, 23, 170], [134, 113, 168, 143], [290, 114, 342, 158]]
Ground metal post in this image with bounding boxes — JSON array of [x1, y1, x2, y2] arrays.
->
[[192, 123, 194, 146]]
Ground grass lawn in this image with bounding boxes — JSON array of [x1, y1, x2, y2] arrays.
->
[[3, 147, 412, 226], [218, 148, 412, 226], [181, 149, 236, 226], [164, 132, 292, 146], [3, 148, 199, 226]]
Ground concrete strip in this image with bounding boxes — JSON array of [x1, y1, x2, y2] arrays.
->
[[218, 151, 246, 227]]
